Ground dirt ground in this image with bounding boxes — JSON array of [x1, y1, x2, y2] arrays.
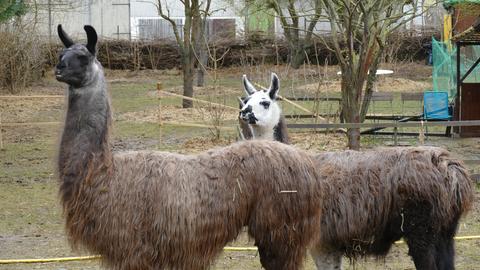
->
[[1, 63, 479, 270]]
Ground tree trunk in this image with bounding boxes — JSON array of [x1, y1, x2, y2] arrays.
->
[[196, 45, 207, 87], [195, 18, 207, 87], [346, 127, 360, 150], [360, 47, 384, 121], [341, 78, 362, 150], [182, 51, 194, 108], [290, 45, 305, 69], [196, 66, 205, 87], [344, 105, 361, 150]]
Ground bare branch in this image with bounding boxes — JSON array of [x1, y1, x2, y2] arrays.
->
[[157, 0, 183, 51]]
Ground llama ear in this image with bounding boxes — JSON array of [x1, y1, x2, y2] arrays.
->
[[242, 74, 257, 96], [268, 73, 279, 100], [57, 24, 74, 48], [84, 25, 98, 55], [237, 97, 246, 108]]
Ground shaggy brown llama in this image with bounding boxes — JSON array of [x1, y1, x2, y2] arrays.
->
[[55, 24, 324, 270], [311, 147, 473, 270], [233, 74, 473, 269]]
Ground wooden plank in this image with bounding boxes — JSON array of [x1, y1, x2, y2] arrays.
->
[[361, 131, 447, 137], [1, 122, 61, 127], [287, 120, 480, 129], [0, 95, 64, 99], [284, 114, 338, 119], [371, 92, 394, 101], [281, 97, 342, 102], [401, 92, 423, 101]]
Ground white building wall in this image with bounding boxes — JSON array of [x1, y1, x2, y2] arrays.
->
[[28, 0, 443, 41], [32, 0, 130, 40], [130, 0, 245, 40]]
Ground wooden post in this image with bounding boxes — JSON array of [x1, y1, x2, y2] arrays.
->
[[393, 124, 398, 146], [157, 82, 163, 148], [0, 113, 3, 150]]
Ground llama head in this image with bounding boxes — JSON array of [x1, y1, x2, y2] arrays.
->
[[55, 25, 99, 87], [239, 73, 281, 127]]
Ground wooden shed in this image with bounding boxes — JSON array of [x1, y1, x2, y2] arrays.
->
[[449, 3, 480, 137]]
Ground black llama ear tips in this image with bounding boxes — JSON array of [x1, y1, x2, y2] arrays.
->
[[243, 74, 257, 96], [58, 24, 74, 48], [268, 73, 279, 100], [84, 25, 98, 55]]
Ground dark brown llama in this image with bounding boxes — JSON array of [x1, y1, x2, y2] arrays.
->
[[55, 25, 323, 270], [311, 147, 473, 270]]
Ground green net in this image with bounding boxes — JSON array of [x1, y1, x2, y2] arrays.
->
[[432, 38, 480, 97]]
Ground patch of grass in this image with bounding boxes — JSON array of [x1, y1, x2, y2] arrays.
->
[[113, 121, 161, 140], [110, 82, 158, 113], [0, 138, 56, 180], [0, 181, 61, 236]]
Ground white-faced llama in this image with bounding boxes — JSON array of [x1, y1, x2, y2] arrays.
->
[[55, 24, 325, 270], [311, 147, 473, 270], [236, 77, 473, 269], [239, 73, 290, 144]]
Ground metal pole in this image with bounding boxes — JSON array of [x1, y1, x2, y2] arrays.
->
[[394, 125, 398, 146], [0, 113, 3, 150], [128, 0, 131, 40], [457, 42, 461, 135], [157, 82, 162, 148], [88, 0, 93, 25], [48, 0, 52, 41]]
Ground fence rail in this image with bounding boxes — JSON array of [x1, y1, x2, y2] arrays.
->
[[287, 120, 480, 129]]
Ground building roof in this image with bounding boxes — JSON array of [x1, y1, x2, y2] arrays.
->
[[452, 17, 480, 43]]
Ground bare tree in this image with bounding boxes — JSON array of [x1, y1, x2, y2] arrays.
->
[[157, 0, 211, 108], [268, 0, 322, 69], [194, 11, 208, 87], [322, 0, 422, 149], [247, 0, 322, 69]]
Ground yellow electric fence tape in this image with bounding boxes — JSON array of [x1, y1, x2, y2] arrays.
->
[[2, 237, 480, 264]]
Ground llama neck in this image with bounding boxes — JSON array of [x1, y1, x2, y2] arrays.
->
[[251, 125, 276, 141], [58, 67, 112, 201]]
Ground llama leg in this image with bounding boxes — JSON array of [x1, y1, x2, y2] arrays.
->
[[405, 224, 438, 270], [256, 242, 305, 270], [406, 242, 437, 270], [310, 246, 343, 270], [403, 202, 438, 270], [437, 214, 460, 270], [435, 218, 459, 270], [434, 236, 455, 270]]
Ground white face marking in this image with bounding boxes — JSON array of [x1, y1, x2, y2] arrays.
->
[[92, 62, 99, 73], [241, 90, 280, 128], [240, 73, 281, 140]]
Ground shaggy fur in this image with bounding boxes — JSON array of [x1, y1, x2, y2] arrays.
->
[[311, 147, 473, 270], [56, 25, 323, 270]]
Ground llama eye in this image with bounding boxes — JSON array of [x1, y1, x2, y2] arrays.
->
[[260, 101, 270, 109]]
